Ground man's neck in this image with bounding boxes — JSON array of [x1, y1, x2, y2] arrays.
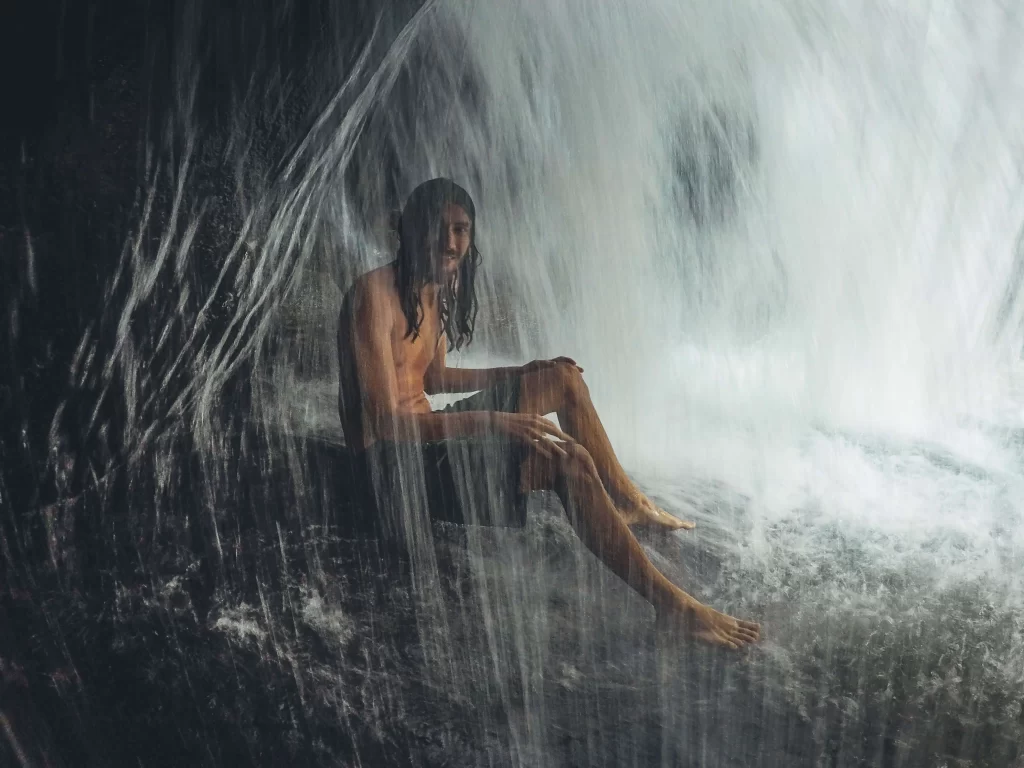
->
[[420, 281, 444, 306]]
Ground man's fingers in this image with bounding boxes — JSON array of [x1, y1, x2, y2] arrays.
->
[[530, 439, 555, 458], [528, 429, 569, 457], [532, 437, 567, 458], [522, 425, 570, 458], [532, 416, 573, 443], [552, 356, 584, 372], [541, 423, 573, 444], [527, 357, 583, 373], [510, 415, 572, 455]]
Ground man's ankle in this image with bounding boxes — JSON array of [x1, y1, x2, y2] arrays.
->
[[654, 589, 699, 616]]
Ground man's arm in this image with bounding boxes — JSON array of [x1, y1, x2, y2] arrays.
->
[[424, 342, 583, 395], [348, 282, 571, 457], [423, 342, 521, 394], [346, 281, 572, 457], [351, 282, 504, 441]]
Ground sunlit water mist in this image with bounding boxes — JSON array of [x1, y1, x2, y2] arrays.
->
[[29, 0, 1024, 765]]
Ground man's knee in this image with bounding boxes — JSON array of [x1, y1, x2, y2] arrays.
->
[[560, 443, 598, 481], [520, 363, 587, 412], [521, 441, 594, 491], [553, 363, 587, 405]]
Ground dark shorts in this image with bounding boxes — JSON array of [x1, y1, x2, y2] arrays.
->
[[352, 376, 528, 536]]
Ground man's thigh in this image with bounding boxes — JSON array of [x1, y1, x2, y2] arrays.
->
[[368, 438, 528, 529], [442, 376, 521, 415]]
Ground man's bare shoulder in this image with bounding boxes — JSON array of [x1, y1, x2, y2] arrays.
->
[[344, 265, 400, 328], [348, 265, 397, 301], [341, 266, 391, 307]]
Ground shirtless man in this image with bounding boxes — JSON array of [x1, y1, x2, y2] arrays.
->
[[337, 178, 760, 649]]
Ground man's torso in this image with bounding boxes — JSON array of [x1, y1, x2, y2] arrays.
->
[[337, 266, 442, 448]]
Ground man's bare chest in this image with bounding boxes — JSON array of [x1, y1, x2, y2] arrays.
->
[[391, 312, 442, 374]]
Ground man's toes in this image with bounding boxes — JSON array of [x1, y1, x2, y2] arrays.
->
[[696, 630, 730, 649], [713, 634, 736, 649], [703, 628, 740, 650], [652, 510, 693, 530], [738, 622, 761, 640], [657, 509, 694, 529], [736, 627, 760, 644], [728, 629, 752, 647]]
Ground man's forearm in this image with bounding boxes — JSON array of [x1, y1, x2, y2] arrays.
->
[[433, 365, 521, 393]]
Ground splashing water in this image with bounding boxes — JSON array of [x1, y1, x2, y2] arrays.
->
[[9, 0, 1024, 765]]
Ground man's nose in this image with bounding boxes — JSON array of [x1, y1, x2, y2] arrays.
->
[[444, 228, 457, 252]]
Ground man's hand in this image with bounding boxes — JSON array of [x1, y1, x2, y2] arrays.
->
[[494, 413, 574, 459], [520, 356, 584, 374]]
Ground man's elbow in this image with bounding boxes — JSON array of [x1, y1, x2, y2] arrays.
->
[[423, 372, 444, 395], [369, 407, 430, 441]]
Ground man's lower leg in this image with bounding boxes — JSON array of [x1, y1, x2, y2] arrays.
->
[[553, 471, 686, 610], [519, 449, 760, 649], [519, 367, 688, 528], [556, 471, 759, 648]]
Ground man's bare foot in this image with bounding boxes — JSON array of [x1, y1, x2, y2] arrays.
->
[[618, 493, 695, 532], [657, 600, 761, 650]]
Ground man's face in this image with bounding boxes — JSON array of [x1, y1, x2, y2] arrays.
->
[[431, 202, 472, 279]]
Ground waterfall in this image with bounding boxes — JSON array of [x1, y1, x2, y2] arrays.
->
[[5, 1, 1024, 765]]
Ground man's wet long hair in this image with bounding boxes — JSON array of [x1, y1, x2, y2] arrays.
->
[[394, 178, 481, 351]]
